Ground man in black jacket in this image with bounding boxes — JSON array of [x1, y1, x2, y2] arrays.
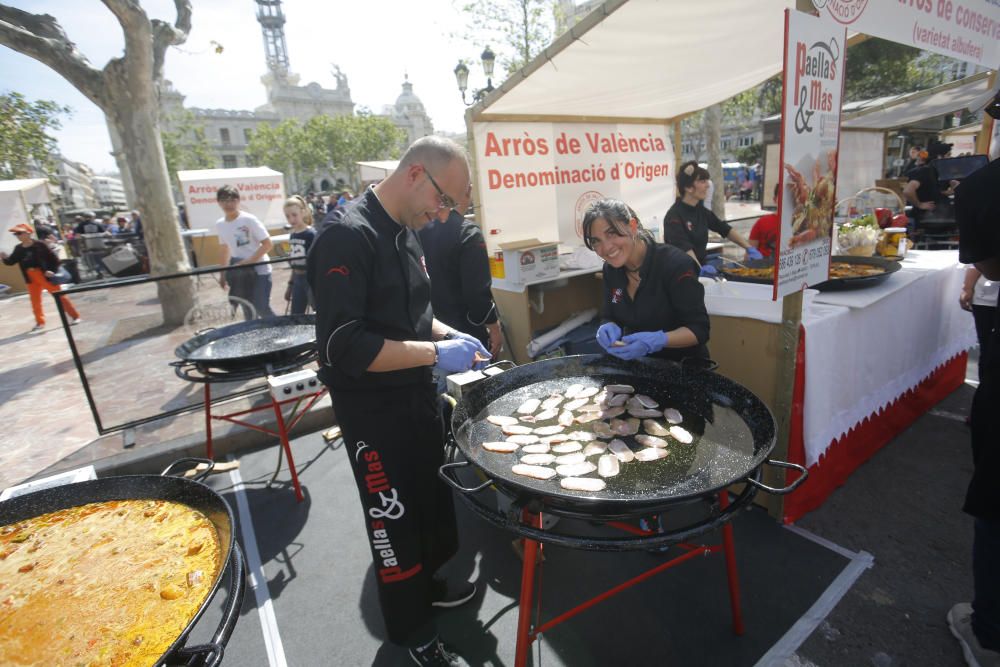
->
[[307, 136, 489, 667], [418, 209, 502, 359], [948, 143, 1000, 666]]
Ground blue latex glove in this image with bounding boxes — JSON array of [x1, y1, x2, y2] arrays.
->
[[596, 322, 622, 351], [699, 264, 718, 278], [447, 330, 492, 369], [746, 247, 764, 261], [607, 331, 668, 361]]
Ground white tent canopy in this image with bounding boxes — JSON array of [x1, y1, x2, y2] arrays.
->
[[0, 178, 51, 255], [841, 72, 997, 131], [476, 0, 794, 122], [357, 160, 398, 185]]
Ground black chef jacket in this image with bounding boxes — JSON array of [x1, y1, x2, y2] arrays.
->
[[417, 211, 497, 347], [906, 164, 943, 222], [2, 240, 60, 282], [306, 188, 434, 391], [956, 158, 1000, 520], [602, 241, 710, 362], [663, 200, 732, 265]]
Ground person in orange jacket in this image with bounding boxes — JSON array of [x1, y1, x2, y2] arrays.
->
[[1, 224, 81, 331]]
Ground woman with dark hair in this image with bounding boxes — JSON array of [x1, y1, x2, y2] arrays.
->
[[583, 198, 710, 361], [664, 161, 761, 277]]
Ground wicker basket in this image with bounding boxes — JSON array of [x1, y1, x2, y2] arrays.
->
[[835, 187, 906, 257]]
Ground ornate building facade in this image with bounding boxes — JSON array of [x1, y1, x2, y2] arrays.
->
[[159, 0, 431, 193]]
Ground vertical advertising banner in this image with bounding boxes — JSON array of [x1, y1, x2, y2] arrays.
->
[[775, 9, 846, 299], [472, 122, 675, 252]]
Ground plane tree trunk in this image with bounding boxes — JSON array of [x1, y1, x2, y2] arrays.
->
[[0, 1, 196, 324]]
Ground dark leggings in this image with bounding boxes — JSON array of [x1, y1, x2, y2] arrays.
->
[[972, 305, 996, 383]]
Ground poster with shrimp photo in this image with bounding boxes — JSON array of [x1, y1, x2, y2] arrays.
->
[[774, 9, 846, 300]]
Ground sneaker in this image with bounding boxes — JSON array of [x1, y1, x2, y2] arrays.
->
[[408, 637, 469, 667], [430, 578, 477, 609], [70, 317, 81, 326], [31, 323, 44, 331], [948, 602, 1000, 667]]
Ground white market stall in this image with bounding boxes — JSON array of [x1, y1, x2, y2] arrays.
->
[[177, 167, 287, 231], [176, 167, 287, 267], [467, 0, 999, 523], [0, 178, 53, 293], [836, 72, 997, 197], [357, 160, 398, 189]]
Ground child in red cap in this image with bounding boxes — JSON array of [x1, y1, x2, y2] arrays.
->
[[1, 224, 81, 331]]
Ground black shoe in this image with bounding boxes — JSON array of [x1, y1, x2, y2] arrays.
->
[[409, 637, 470, 666], [430, 578, 477, 609]]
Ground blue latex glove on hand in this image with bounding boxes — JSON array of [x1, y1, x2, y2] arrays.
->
[[607, 331, 668, 361], [447, 330, 492, 369], [596, 322, 622, 351], [746, 247, 764, 261], [699, 264, 718, 278]]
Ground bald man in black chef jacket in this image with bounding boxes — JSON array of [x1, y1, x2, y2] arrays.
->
[[307, 136, 489, 667]]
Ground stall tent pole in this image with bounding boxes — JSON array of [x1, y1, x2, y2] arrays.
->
[[767, 290, 804, 520]]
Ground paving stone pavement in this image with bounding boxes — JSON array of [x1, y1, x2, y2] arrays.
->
[[0, 265, 329, 490]]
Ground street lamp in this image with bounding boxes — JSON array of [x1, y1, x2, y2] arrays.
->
[[454, 46, 496, 105]]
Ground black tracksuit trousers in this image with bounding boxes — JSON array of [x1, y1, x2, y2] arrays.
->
[[330, 382, 459, 646]]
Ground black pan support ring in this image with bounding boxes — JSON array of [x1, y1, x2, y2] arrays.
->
[[439, 441, 764, 552]]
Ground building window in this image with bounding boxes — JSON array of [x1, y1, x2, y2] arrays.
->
[[721, 136, 733, 150], [220, 128, 231, 146], [223, 155, 237, 169], [244, 128, 253, 144], [738, 135, 755, 148]]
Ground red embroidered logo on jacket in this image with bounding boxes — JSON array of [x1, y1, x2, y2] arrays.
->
[[326, 265, 349, 276], [611, 288, 624, 304]]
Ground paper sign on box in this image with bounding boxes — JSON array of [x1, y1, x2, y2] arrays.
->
[[490, 238, 560, 284]]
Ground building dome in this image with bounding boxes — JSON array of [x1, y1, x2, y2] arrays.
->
[[394, 75, 426, 115]]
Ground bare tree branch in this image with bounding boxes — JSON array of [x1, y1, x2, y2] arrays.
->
[[101, 0, 152, 78], [152, 0, 192, 83], [0, 5, 105, 105]]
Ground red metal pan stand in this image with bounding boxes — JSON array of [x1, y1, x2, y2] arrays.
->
[[202, 382, 327, 502], [512, 491, 744, 667]]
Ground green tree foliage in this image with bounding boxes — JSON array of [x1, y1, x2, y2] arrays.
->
[[246, 119, 315, 193], [455, 0, 556, 77], [0, 92, 70, 180], [161, 108, 213, 186], [735, 142, 763, 165], [248, 114, 404, 193], [843, 38, 947, 102]]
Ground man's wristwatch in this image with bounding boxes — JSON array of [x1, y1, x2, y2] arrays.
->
[[431, 342, 439, 366], [443, 330, 459, 341]]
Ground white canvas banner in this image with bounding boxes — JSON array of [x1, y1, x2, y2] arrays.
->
[[472, 122, 675, 252], [775, 9, 847, 299], [178, 168, 287, 231], [811, 0, 1000, 67], [836, 130, 885, 203]]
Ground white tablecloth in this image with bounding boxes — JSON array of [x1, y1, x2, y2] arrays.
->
[[802, 253, 975, 465], [705, 251, 977, 466]]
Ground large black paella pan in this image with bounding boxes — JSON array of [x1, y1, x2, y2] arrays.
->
[[442, 355, 804, 522], [173, 314, 316, 375]]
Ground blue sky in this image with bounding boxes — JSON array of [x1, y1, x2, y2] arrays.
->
[[1, 0, 484, 171]]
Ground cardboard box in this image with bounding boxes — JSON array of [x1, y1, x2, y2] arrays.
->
[[490, 238, 560, 284]]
